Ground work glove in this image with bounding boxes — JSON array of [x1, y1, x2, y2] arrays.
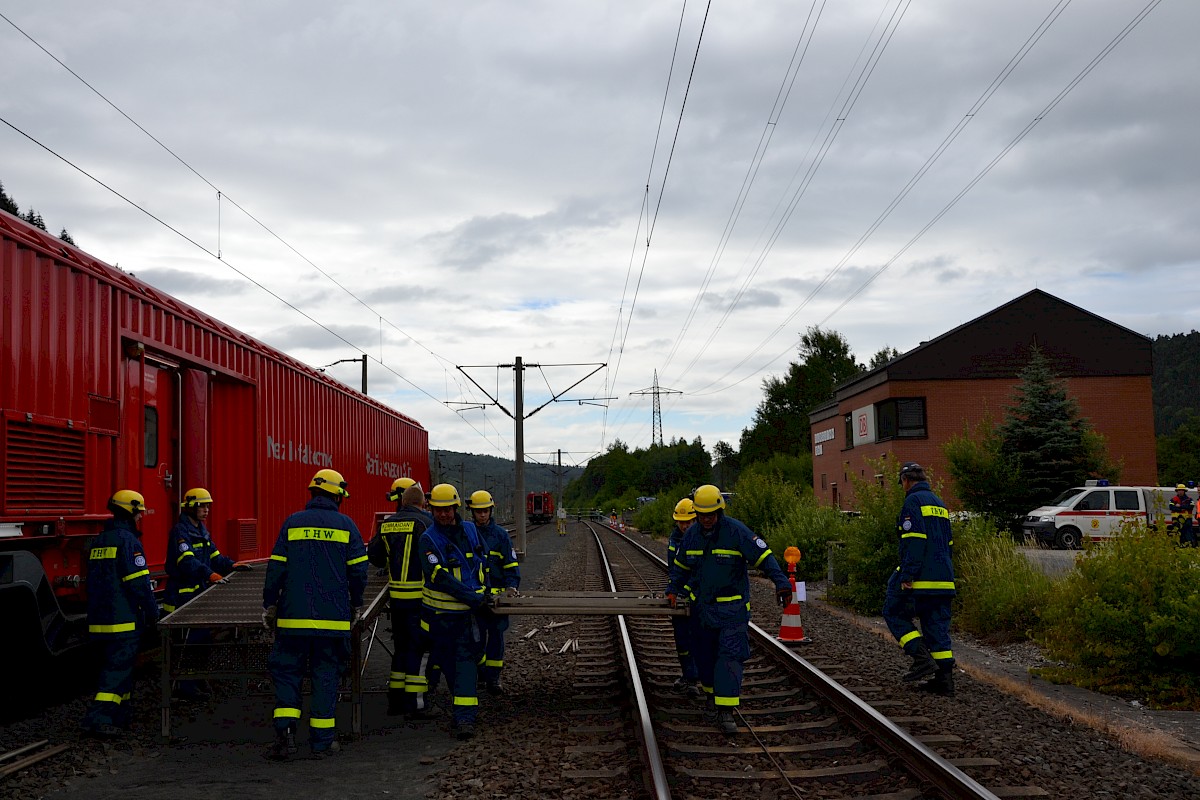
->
[[666, 593, 677, 609], [209, 572, 230, 585], [776, 588, 792, 607], [232, 562, 254, 571], [262, 605, 277, 630]]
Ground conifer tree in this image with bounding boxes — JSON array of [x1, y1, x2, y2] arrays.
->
[[0, 180, 18, 215], [59, 228, 76, 246], [996, 346, 1120, 504]]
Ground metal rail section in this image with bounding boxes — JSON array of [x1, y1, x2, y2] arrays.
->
[[589, 526, 673, 800], [601, 521, 1000, 800], [155, 569, 390, 742], [752, 626, 1000, 800]]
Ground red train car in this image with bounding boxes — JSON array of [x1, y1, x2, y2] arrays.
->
[[0, 210, 429, 656], [526, 491, 555, 524]]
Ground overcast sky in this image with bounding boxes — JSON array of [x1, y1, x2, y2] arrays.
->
[[3, 1, 1196, 469]]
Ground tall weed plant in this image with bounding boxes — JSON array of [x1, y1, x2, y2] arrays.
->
[[952, 516, 1052, 643], [1036, 521, 1200, 708], [825, 456, 907, 614], [728, 471, 844, 582]]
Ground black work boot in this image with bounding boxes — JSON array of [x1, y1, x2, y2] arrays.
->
[[918, 666, 956, 697], [701, 695, 717, 724], [387, 689, 406, 717], [902, 643, 938, 682], [267, 725, 297, 761], [715, 708, 737, 735]]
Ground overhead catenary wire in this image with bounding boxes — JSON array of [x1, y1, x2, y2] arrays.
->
[[0, 113, 510, 457], [602, 0, 711, 452], [669, 0, 913, 387], [687, 0, 1164, 397]]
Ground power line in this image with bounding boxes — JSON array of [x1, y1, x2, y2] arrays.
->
[[688, 0, 1165, 396]]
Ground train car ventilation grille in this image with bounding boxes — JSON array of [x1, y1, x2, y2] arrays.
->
[[5, 419, 86, 512]]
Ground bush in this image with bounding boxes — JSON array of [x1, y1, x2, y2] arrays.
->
[[952, 516, 1052, 643], [823, 456, 907, 614], [1036, 521, 1200, 708], [631, 482, 693, 539]]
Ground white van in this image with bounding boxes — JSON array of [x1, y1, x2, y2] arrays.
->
[[1021, 482, 1193, 549]]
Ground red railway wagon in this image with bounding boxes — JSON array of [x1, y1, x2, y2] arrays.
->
[[526, 491, 554, 525], [0, 210, 430, 657]]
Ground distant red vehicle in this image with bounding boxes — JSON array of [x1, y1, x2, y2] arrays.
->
[[526, 492, 555, 524], [0, 210, 430, 657]]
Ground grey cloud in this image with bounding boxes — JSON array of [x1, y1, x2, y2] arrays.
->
[[136, 267, 249, 298], [263, 323, 383, 353], [421, 198, 619, 271]]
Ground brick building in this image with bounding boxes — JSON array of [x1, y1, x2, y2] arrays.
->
[[808, 289, 1155, 510]]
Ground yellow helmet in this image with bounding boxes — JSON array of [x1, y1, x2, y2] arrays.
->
[[467, 490, 494, 510], [387, 477, 419, 503], [428, 483, 461, 507], [181, 488, 213, 509], [1178, 484, 1188, 492], [691, 484, 725, 514], [309, 468, 349, 498], [672, 498, 696, 521], [109, 489, 148, 515]]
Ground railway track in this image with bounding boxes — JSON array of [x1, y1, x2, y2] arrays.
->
[[556, 520, 1047, 799]]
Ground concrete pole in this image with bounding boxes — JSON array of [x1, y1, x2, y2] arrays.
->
[[556, 448, 563, 517], [514, 356, 526, 555]]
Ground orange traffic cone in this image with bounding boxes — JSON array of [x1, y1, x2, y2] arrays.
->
[[777, 572, 811, 645]]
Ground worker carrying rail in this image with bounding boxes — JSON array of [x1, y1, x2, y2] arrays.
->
[[263, 468, 369, 760], [368, 477, 435, 718], [163, 487, 252, 701], [666, 484, 792, 735], [81, 490, 159, 739], [467, 489, 520, 695], [420, 483, 492, 740]]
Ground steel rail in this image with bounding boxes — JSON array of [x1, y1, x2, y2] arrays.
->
[[602, 521, 1001, 800], [587, 524, 673, 799]]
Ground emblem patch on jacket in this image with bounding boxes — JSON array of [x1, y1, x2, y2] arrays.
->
[[134, 554, 147, 567]]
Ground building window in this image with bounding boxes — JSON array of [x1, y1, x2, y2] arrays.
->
[[876, 397, 926, 440], [820, 473, 827, 490], [843, 414, 853, 448], [143, 406, 158, 468]]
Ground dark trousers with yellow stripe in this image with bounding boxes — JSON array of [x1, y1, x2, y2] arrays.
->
[[883, 572, 955, 669], [82, 636, 139, 730], [428, 612, 483, 726], [268, 635, 350, 751], [389, 600, 428, 712], [480, 614, 509, 686], [691, 621, 750, 707]]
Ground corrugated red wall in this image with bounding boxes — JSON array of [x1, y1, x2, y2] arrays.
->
[[0, 210, 429, 610]]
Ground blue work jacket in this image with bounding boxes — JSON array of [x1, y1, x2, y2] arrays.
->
[[895, 481, 955, 595], [667, 514, 790, 627], [419, 515, 488, 615], [369, 505, 432, 606], [263, 496, 369, 637], [163, 515, 235, 612], [476, 518, 520, 595], [86, 518, 158, 638]]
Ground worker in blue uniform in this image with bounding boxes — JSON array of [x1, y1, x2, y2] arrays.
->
[[163, 487, 244, 699], [81, 490, 159, 738], [666, 485, 792, 735], [263, 468, 369, 760], [666, 498, 700, 698], [882, 462, 957, 696], [419, 483, 490, 740], [368, 478, 435, 717], [467, 490, 520, 695], [163, 488, 238, 614]]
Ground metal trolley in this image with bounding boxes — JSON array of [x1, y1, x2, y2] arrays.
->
[[156, 570, 389, 742]]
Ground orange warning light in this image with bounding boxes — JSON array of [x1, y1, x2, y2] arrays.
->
[[783, 546, 801, 565]]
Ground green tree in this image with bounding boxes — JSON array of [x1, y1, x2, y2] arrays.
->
[[739, 327, 863, 464], [1152, 331, 1200, 436], [869, 346, 901, 369], [1156, 413, 1200, 485], [21, 208, 47, 231], [943, 415, 1029, 532], [711, 440, 740, 487], [0, 180, 18, 215], [59, 228, 76, 246], [947, 347, 1121, 528]]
